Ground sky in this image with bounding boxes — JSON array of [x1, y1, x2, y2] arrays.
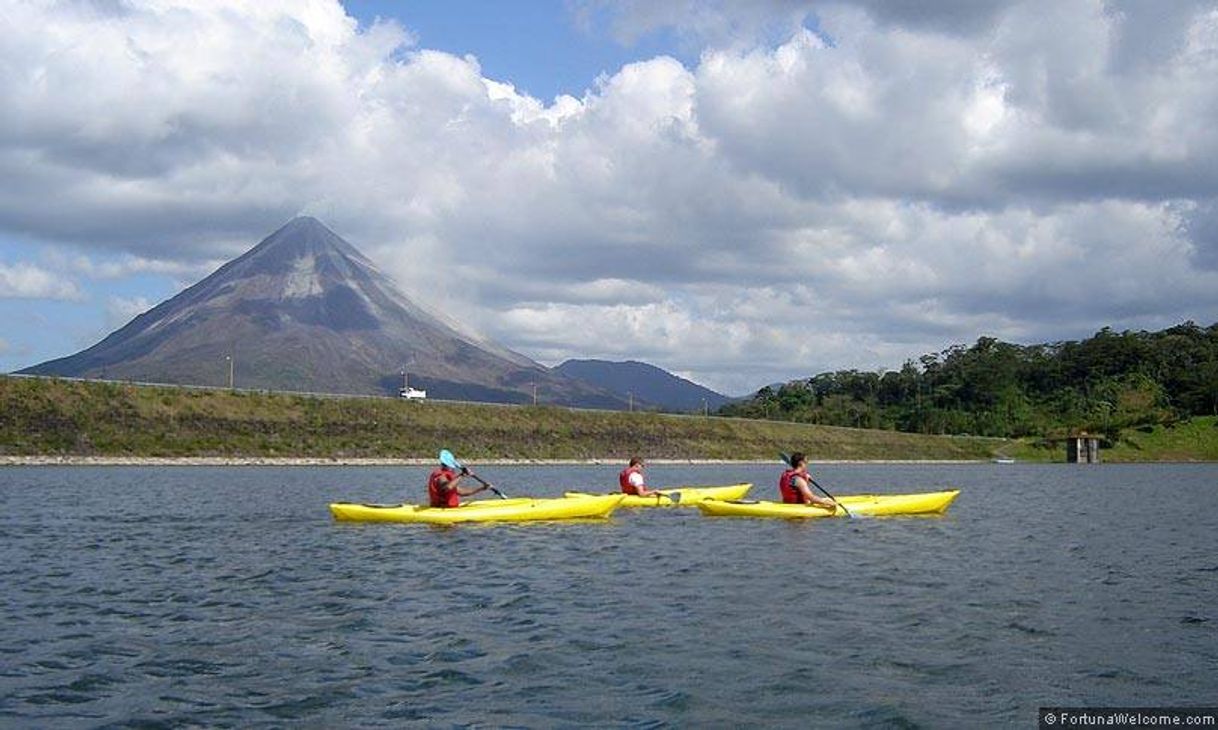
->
[[2, 1, 1217, 396]]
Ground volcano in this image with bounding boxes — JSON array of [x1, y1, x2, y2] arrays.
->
[[22, 217, 627, 407]]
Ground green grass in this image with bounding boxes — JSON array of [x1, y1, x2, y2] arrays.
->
[[1, 376, 1013, 461], [997, 415, 1218, 462], [6, 377, 1215, 462], [1102, 417, 1218, 462]]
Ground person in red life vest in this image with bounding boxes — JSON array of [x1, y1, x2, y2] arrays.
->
[[427, 461, 490, 508], [618, 456, 659, 497], [778, 452, 838, 511]]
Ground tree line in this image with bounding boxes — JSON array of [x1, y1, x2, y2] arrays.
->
[[720, 322, 1218, 439]]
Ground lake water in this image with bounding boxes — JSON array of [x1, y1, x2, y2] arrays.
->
[[1, 463, 1216, 728]]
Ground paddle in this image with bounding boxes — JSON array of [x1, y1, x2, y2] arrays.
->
[[438, 449, 507, 499], [779, 452, 852, 518], [654, 490, 682, 505]]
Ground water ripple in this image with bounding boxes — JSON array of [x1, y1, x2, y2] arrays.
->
[[1, 463, 1216, 726]]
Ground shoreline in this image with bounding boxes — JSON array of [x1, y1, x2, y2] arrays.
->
[[0, 455, 992, 467]]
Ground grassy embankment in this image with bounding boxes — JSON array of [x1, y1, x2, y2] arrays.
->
[[2, 376, 1006, 462], [6, 376, 1213, 462], [994, 417, 1218, 462], [1089, 418, 1218, 462]]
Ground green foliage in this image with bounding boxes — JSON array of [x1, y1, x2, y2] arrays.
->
[[721, 322, 1218, 439]]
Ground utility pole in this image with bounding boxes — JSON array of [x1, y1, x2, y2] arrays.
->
[[628, 392, 633, 412], [226, 355, 233, 389], [533, 382, 538, 405], [703, 397, 708, 417]]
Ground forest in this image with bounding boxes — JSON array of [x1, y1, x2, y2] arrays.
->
[[720, 322, 1218, 440]]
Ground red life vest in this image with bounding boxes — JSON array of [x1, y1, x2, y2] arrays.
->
[[778, 468, 806, 504], [428, 466, 460, 507], [619, 465, 644, 495]]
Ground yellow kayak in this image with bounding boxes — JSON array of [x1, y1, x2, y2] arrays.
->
[[329, 494, 625, 524], [696, 490, 961, 519], [563, 483, 753, 507]]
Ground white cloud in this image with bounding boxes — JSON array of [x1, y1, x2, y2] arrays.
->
[[1, 0, 1217, 394], [41, 250, 217, 282], [105, 296, 154, 330], [0, 262, 83, 301]]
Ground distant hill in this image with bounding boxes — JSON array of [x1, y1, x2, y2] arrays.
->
[[20, 217, 628, 408], [554, 359, 730, 413]]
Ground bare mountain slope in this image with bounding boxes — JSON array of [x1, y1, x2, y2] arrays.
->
[[22, 217, 626, 407]]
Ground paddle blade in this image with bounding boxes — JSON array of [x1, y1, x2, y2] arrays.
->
[[779, 452, 792, 466], [439, 449, 462, 471]]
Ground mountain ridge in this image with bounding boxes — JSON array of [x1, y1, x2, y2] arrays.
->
[[553, 358, 731, 412]]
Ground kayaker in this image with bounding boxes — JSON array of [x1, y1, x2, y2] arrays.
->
[[619, 456, 659, 497], [428, 461, 490, 507], [779, 452, 838, 511]]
